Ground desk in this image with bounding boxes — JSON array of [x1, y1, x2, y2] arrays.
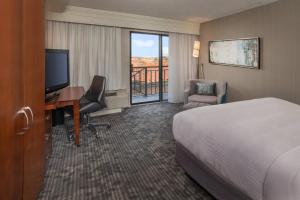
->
[[45, 86, 85, 146]]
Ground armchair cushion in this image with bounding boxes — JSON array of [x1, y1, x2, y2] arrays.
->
[[188, 95, 218, 105], [196, 82, 216, 96]]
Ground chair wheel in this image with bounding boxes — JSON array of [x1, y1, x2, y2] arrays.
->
[[107, 124, 111, 129]]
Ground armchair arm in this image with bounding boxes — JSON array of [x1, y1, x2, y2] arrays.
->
[[217, 94, 227, 104], [217, 86, 227, 104], [184, 89, 190, 104], [217, 82, 228, 104]]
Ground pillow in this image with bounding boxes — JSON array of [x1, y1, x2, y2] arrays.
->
[[196, 82, 216, 96]]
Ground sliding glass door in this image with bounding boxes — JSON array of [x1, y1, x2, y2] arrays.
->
[[130, 32, 169, 104]]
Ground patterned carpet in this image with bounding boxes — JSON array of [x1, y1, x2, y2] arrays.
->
[[38, 103, 215, 200]]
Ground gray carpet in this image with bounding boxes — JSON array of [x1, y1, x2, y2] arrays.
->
[[39, 103, 215, 200]]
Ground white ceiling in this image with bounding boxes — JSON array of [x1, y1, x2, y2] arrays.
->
[[58, 0, 279, 23]]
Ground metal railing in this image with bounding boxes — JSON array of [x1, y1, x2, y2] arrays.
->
[[131, 66, 168, 97]]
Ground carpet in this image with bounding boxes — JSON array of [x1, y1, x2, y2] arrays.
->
[[38, 102, 215, 200]]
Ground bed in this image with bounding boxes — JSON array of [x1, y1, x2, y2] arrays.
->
[[173, 98, 300, 200]]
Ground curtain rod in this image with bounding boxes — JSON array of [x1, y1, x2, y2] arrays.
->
[[47, 19, 199, 36]]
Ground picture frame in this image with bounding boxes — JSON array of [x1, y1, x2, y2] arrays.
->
[[209, 38, 260, 69]]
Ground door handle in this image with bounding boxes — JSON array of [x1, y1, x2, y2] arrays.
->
[[23, 106, 34, 128], [15, 108, 30, 135]]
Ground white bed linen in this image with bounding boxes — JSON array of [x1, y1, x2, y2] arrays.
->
[[173, 98, 300, 200]]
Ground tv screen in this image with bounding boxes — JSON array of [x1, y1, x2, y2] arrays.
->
[[45, 49, 70, 94]]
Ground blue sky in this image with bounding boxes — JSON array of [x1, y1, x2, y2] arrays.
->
[[131, 33, 169, 57]]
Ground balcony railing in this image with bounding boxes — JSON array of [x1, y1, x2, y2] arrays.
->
[[131, 66, 168, 97]]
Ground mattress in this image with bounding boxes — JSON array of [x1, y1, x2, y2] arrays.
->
[[173, 98, 300, 200]]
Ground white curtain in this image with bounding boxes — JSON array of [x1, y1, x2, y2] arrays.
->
[[168, 33, 198, 103], [46, 21, 128, 91]]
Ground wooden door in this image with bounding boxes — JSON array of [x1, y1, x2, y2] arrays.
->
[[22, 0, 45, 199], [0, 0, 45, 199], [0, 0, 24, 199]]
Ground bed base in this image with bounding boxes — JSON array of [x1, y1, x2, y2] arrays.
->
[[175, 142, 252, 200]]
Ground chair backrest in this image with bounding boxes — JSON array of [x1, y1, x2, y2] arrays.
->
[[85, 76, 106, 106], [189, 79, 227, 96]]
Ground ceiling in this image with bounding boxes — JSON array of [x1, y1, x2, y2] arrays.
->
[[55, 0, 279, 23]]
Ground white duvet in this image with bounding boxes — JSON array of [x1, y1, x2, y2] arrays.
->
[[173, 98, 300, 200]]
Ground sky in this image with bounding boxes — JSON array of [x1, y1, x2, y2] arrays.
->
[[131, 33, 169, 57]]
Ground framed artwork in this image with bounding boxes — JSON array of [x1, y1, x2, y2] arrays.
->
[[209, 38, 260, 69]]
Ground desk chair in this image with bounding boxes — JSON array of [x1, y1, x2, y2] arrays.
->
[[67, 76, 111, 138], [81, 76, 111, 137]]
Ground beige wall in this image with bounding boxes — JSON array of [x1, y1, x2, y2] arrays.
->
[[200, 0, 300, 104]]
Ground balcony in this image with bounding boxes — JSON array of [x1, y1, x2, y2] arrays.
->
[[131, 66, 168, 104]]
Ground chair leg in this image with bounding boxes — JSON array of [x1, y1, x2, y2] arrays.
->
[[87, 124, 99, 138], [89, 122, 111, 129], [85, 114, 111, 138]]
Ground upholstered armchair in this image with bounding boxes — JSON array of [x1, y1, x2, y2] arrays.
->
[[184, 79, 228, 105]]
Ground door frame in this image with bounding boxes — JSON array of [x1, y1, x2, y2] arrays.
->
[[129, 31, 168, 105]]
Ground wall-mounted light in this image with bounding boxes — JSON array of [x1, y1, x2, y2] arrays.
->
[[193, 41, 200, 58], [192, 40, 204, 79]]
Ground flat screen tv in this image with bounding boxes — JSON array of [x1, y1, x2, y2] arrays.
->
[[45, 49, 70, 94]]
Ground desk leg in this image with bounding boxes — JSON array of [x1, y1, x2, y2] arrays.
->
[[73, 100, 80, 146]]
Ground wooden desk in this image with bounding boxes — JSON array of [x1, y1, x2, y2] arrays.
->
[[45, 86, 85, 146]]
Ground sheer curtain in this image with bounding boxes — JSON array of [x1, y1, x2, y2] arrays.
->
[[46, 20, 128, 91], [168, 33, 198, 103]]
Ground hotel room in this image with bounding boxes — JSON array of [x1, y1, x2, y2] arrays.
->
[[1, 0, 300, 199]]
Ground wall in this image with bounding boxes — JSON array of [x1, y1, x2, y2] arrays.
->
[[200, 0, 300, 104], [46, 0, 69, 12]]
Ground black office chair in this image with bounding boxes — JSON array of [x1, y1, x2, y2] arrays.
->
[[73, 76, 111, 137]]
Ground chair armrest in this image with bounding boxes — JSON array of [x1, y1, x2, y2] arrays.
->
[[217, 82, 228, 104], [217, 93, 227, 104], [184, 89, 190, 104]]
